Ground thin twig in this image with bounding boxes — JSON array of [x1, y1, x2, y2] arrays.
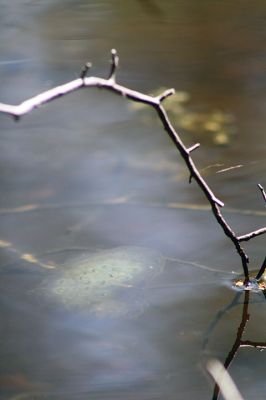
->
[[108, 48, 119, 82], [240, 340, 266, 349], [255, 256, 266, 280], [0, 49, 264, 279], [187, 143, 200, 153], [155, 103, 224, 208], [80, 62, 92, 80], [154, 101, 250, 277], [238, 227, 266, 242], [156, 88, 175, 103], [258, 183, 266, 204]]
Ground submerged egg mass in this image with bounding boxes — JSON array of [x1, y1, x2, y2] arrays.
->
[[48, 246, 165, 316]]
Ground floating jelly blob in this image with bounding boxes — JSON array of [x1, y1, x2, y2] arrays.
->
[[46, 246, 166, 317]]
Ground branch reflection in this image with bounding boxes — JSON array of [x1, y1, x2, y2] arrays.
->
[[210, 289, 266, 400]]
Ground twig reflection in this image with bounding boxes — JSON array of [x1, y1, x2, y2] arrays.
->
[[211, 290, 266, 400]]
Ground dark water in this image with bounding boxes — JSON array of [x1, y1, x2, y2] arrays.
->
[[0, 1, 265, 399]]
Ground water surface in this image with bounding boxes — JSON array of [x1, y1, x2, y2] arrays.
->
[[0, 1, 265, 399]]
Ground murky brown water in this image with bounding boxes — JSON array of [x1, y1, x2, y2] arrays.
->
[[0, 1, 265, 399]]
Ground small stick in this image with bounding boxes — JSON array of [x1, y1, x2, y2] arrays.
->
[[187, 143, 200, 153], [157, 88, 175, 103], [108, 49, 119, 81], [255, 256, 266, 280], [258, 183, 266, 204], [238, 227, 266, 242], [80, 62, 92, 80]]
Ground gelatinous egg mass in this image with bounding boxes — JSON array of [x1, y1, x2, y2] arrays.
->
[[48, 246, 165, 316]]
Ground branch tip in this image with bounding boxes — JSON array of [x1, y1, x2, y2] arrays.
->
[[187, 143, 200, 153], [238, 227, 266, 242], [257, 183, 266, 203], [80, 62, 92, 79], [108, 48, 119, 81], [158, 88, 175, 103], [111, 48, 117, 57], [214, 198, 224, 207], [255, 256, 266, 280]]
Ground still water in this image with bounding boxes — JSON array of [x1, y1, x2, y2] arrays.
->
[[0, 1, 266, 399]]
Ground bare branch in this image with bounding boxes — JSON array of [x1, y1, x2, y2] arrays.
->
[[258, 183, 266, 204], [0, 76, 160, 119], [187, 143, 200, 153], [212, 203, 249, 277], [255, 256, 266, 280], [0, 78, 85, 119], [155, 104, 224, 208], [108, 48, 119, 82], [238, 227, 266, 242], [240, 340, 266, 350], [157, 88, 175, 103], [0, 49, 264, 280]]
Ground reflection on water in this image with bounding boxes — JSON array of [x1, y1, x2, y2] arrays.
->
[[0, 1, 265, 399], [206, 289, 266, 400]]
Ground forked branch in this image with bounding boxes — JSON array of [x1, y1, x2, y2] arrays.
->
[[0, 50, 265, 281]]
